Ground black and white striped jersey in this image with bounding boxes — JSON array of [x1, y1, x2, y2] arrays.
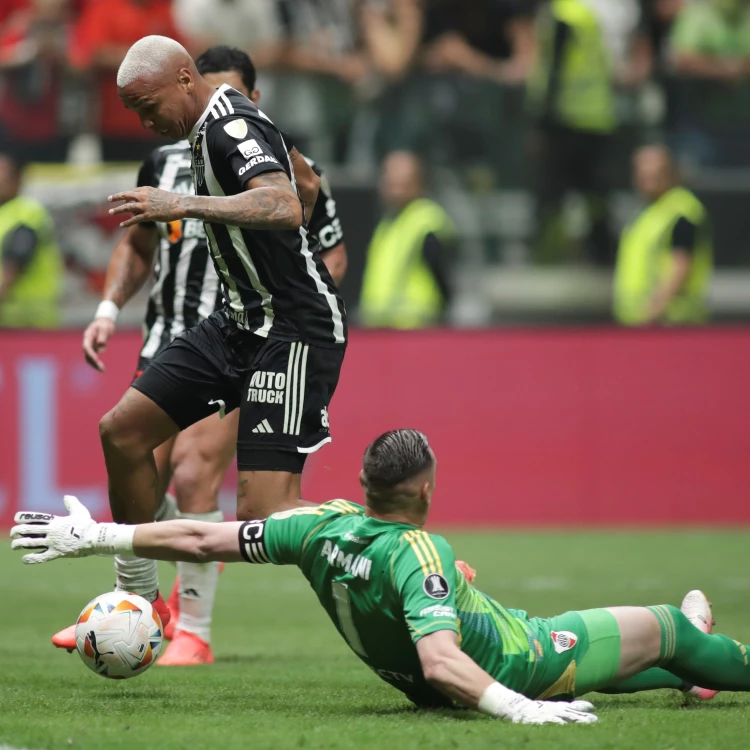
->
[[188, 84, 347, 348], [135, 136, 346, 361], [137, 140, 221, 361], [307, 157, 345, 251]]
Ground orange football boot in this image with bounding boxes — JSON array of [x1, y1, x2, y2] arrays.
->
[[164, 563, 225, 641], [158, 630, 214, 666], [51, 624, 77, 653], [164, 578, 180, 641], [52, 592, 172, 652]]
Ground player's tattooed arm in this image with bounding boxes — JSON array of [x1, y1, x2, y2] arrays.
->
[[108, 187, 185, 227], [179, 171, 304, 230], [108, 173, 303, 230]]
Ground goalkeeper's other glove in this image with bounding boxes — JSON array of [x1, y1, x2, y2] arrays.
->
[[478, 682, 597, 725]]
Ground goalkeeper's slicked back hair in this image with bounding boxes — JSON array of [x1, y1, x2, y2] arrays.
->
[[362, 429, 433, 494]]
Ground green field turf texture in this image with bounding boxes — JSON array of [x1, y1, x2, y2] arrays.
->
[[2, 530, 750, 750]]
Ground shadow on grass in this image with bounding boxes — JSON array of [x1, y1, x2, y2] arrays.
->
[[212, 654, 264, 665], [593, 693, 748, 711], [311, 702, 481, 722]]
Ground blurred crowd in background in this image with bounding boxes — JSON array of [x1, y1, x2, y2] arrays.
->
[[1, 0, 750, 327]]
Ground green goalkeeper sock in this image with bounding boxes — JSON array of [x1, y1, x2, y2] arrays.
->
[[649, 604, 750, 691], [598, 668, 685, 694]]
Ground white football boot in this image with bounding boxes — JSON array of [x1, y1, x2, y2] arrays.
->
[[680, 589, 718, 701]]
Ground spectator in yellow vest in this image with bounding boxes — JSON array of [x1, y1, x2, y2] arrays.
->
[[0, 153, 63, 328], [359, 151, 454, 329], [613, 145, 712, 326], [527, 0, 653, 266]]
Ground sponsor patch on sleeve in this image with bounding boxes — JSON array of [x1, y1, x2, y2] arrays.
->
[[224, 119, 249, 139], [423, 573, 450, 600], [237, 138, 264, 159], [419, 604, 456, 618], [238, 154, 280, 177]]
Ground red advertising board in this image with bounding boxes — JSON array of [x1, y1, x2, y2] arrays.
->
[[1, 328, 749, 527]]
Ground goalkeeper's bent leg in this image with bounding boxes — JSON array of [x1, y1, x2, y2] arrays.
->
[[598, 668, 685, 693], [650, 605, 750, 692]]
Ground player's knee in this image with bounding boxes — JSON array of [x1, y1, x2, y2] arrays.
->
[[99, 408, 146, 454], [235, 492, 299, 521], [235, 498, 265, 521], [235, 468, 302, 520], [235, 503, 282, 521], [235, 492, 276, 521]]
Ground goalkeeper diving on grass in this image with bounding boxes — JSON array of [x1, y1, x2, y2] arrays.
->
[[11, 429, 750, 725]]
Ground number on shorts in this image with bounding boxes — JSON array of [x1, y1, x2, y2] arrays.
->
[[331, 581, 367, 657]]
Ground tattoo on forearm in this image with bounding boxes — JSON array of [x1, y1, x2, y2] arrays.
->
[[183, 172, 302, 230]]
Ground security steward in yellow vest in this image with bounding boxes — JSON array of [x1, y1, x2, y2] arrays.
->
[[0, 153, 62, 328], [614, 145, 712, 325], [360, 151, 454, 329], [527, 0, 618, 265]]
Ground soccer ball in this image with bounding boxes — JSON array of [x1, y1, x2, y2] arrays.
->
[[75, 592, 163, 679]]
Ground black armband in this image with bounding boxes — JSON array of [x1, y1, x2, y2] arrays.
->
[[238, 520, 271, 564]]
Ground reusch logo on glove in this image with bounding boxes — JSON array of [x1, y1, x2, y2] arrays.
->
[[16, 512, 53, 522], [551, 630, 578, 654]]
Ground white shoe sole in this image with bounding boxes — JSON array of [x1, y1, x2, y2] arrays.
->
[[680, 589, 714, 634], [680, 590, 718, 701]]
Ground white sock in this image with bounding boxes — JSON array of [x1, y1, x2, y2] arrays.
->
[[154, 492, 178, 522], [114, 554, 158, 601], [175, 509, 223, 644]]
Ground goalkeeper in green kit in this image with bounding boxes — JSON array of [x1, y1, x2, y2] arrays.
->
[[12, 429, 750, 724]]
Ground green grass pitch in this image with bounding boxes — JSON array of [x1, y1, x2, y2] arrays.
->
[[2, 529, 750, 750]]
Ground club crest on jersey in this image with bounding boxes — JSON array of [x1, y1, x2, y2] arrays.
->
[[237, 139, 263, 159], [192, 140, 205, 185], [551, 630, 578, 654], [423, 573, 450, 600]]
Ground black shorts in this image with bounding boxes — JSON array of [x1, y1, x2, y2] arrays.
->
[[131, 310, 345, 473]]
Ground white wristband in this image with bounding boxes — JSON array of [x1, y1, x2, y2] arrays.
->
[[95, 300, 120, 322], [477, 682, 528, 719], [92, 523, 136, 555]]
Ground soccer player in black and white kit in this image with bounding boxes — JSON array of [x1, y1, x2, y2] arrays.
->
[[51, 36, 347, 661], [56, 47, 347, 665]]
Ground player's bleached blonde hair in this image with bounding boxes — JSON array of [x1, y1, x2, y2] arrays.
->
[[116, 35, 191, 88]]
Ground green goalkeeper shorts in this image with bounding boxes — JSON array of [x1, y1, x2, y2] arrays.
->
[[524, 608, 622, 699]]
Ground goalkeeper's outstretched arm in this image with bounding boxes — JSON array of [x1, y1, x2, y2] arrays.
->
[[132, 520, 245, 563], [416, 630, 598, 725]]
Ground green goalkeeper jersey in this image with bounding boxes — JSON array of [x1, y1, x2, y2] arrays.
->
[[239, 500, 544, 706]]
